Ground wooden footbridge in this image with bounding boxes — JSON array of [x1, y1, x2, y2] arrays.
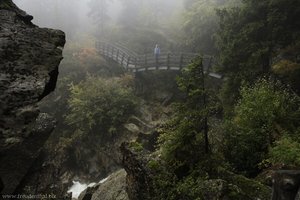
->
[[95, 41, 222, 79]]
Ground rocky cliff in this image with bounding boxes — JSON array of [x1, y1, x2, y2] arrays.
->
[[0, 0, 65, 195], [120, 143, 154, 200]]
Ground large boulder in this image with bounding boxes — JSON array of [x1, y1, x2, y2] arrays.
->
[[120, 143, 154, 200], [78, 169, 129, 200]]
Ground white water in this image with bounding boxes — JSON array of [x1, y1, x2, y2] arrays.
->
[[67, 176, 110, 199], [99, 177, 109, 184]]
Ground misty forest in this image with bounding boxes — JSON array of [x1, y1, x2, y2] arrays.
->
[[0, 0, 300, 199]]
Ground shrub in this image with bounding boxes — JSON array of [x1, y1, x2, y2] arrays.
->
[[129, 141, 144, 152], [225, 78, 300, 176], [270, 135, 300, 167], [65, 75, 138, 136]]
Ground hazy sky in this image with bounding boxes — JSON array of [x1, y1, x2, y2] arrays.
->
[[13, 0, 93, 31], [12, 0, 184, 41]]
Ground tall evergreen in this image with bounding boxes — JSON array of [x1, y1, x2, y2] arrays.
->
[[159, 56, 219, 172], [216, 0, 300, 110]]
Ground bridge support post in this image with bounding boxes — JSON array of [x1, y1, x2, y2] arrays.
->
[[144, 54, 147, 70], [100, 43, 104, 53], [121, 53, 125, 67], [106, 45, 109, 57], [179, 53, 183, 70], [207, 57, 213, 74], [103, 44, 106, 56], [116, 50, 120, 63], [167, 53, 170, 70], [111, 47, 114, 58], [156, 55, 159, 70], [126, 57, 131, 71]]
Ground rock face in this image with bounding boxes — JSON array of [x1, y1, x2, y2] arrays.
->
[[272, 170, 300, 200], [120, 143, 154, 200], [78, 169, 129, 200], [0, 0, 65, 195]]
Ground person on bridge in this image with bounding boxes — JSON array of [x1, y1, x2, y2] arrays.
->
[[154, 44, 160, 57], [154, 44, 160, 66]]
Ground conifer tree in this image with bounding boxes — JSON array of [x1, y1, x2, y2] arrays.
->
[[159, 56, 219, 171]]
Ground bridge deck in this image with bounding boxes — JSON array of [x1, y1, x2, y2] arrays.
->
[[95, 41, 222, 79]]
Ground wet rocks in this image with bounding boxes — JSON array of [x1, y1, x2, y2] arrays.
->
[[78, 169, 128, 200]]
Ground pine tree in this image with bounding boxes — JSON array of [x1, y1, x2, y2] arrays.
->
[[159, 56, 219, 172], [216, 0, 300, 110]]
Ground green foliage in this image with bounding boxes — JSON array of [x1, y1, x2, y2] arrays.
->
[[234, 79, 298, 133], [216, 0, 300, 110], [159, 56, 219, 171], [152, 169, 211, 200], [183, 0, 218, 54], [182, 0, 238, 54], [271, 42, 300, 94], [65, 75, 138, 135], [221, 170, 272, 200], [175, 175, 205, 200], [159, 109, 206, 169], [129, 141, 144, 152], [54, 130, 84, 154], [150, 155, 271, 200], [147, 160, 160, 171], [60, 44, 116, 82], [270, 135, 300, 167], [151, 165, 179, 200], [154, 57, 226, 200], [225, 78, 300, 176]]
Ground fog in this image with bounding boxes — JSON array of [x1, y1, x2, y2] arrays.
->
[[13, 0, 185, 42], [4, 0, 300, 199]]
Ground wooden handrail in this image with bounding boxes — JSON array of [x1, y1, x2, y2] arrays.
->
[[95, 41, 222, 79]]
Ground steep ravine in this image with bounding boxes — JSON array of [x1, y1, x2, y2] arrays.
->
[[76, 101, 168, 200], [73, 72, 179, 200], [0, 0, 65, 196]]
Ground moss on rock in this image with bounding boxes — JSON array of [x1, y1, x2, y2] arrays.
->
[[222, 171, 272, 200], [0, 0, 16, 9]]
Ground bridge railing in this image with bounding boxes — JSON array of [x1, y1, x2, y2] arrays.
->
[[96, 41, 132, 69], [95, 41, 222, 78], [131, 53, 199, 71]]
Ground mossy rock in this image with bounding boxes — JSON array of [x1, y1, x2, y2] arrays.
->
[[221, 171, 272, 200], [0, 0, 15, 9]]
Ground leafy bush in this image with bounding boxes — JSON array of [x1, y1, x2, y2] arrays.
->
[[225, 78, 300, 176], [270, 135, 300, 167], [129, 141, 144, 152], [150, 156, 271, 200], [65, 75, 138, 136]]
